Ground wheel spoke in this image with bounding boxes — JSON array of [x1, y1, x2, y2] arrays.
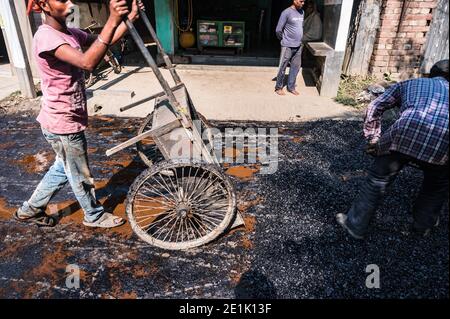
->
[[188, 173, 223, 202], [149, 175, 178, 203], [175, 214, 184, 243], [191, 213, 213, 234], [190, 189, 228, 206], [162, 216, 180, 242], [140, 182, 176, 205], [153, 213, 178, 240], [134, 196, 174, 208], [136, 210, 174, 225], [196, 213, 223, 224], [139, 210, 176, 231], [194, 214, 220, 229], [130, 163, 234, 248], [187, 217, 204, 238], [187, 169, 209, 201], [193, 208, 228, 218]]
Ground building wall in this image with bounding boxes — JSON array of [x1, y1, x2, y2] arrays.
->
[[155, 0, 175, 54], [369, 0, 437, 79]]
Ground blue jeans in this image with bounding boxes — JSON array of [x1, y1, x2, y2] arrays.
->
[[22, 128, 104, 222], [346, 152, 449, 235], [275, 45, 303, 91]]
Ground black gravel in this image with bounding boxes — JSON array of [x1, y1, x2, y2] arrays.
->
[[0, 115, 448, 299]]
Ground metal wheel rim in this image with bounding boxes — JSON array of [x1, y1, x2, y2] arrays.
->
[[126, 160, 236, 250]]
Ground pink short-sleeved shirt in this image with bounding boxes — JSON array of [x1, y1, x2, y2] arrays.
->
[[33, 24, 90, 134]]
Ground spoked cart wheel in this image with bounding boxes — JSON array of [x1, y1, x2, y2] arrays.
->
[[126, 160, 236, 250]]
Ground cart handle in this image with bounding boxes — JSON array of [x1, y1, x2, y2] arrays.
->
[[123, 17, 216, 164], [137, 1, 181, 85], [120, 83, 185, 112], [123, 18, 190, 127]]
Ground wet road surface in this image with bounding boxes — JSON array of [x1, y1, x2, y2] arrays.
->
[[0, 115, 448, 298]]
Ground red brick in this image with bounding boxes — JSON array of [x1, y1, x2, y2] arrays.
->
[[380, 25, 399, 32], [372, 55, 385, 62], [404, 14, 433, 20], [374, 61, 389, 67], [388, 61, 416, 68], [407, 2, 421, 8], [383, 8, 403, 14], [390, 49, 417, 56], [419, 2, 436, 8], [389, 56, 416, 64], [381, 19, 402, 26], [384, 2, 403, 8], [408, 20, 428, 26], [382, 38, 396, 44], [391, 38, 413, 44], [381, 13, 401, 20], [383, 0, 403, 4], [401, 43, 413, 50], [388, 67, 399, 73], [400, 26, 431, 32], [415, 37, 428, 44], [420, 8, 433, 14], [373, 49, 390, 56], [379, 31, 398, 38]]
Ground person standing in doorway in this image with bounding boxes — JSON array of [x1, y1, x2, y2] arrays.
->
[[275, 0, 305, 96]]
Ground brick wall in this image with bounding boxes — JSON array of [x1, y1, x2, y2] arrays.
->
[[369, 0, 437, 79]]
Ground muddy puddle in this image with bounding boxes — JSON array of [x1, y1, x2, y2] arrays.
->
[[13, 151, 55, 174], [226, 165, 260, 181], [0, 198, 16, 220]]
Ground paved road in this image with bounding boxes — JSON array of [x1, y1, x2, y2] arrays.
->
[[0, 115, 448, 298]]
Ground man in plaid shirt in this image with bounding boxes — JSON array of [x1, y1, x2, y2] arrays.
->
[[337, 60, 449, 239]]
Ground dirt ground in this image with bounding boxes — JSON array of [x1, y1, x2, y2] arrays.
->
[[0, 105, 448, 299]]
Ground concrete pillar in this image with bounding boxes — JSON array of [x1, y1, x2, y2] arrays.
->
[[0, 23, 15, 76], [13, 0, 39, 77], [154, 0, 175, 55], [0, 0, 36, 98], [320, 0, 354, 97]]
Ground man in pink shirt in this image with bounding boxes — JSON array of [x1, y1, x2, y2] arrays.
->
[[15, 0, 143, 228]]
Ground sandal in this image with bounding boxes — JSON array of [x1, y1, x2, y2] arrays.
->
[[13, 210, 57, 227], [83, 212, 125, 228]]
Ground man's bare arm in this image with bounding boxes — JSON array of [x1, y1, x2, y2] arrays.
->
[[53, 0, 129, 72]]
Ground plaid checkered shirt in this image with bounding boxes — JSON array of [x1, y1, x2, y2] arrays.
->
[[364, 76, 449, 165]]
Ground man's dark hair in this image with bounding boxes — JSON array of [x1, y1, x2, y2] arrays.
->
[[430, 59, 449, 81]]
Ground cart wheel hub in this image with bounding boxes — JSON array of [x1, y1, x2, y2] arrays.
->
[[176, 204, 191, 219]]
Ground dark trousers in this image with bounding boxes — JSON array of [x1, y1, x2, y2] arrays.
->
[[275, 45, 303, 91], [347, 152, 449, 234]]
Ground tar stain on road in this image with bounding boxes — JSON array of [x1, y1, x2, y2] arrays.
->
[[0, 115, 448, 298]]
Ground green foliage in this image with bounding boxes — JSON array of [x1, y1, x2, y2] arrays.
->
[[335, 75, 378, 109]]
